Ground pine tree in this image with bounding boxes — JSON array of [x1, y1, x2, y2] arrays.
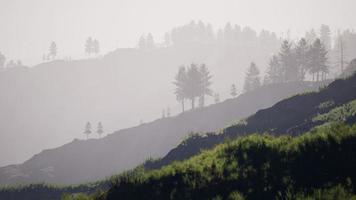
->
[[320, 24, 331, 50], [265, 55, 283, 84], [97, 122, 104, 138], [84, 122, 92, 139], [174, 66, 187, 113], [85, 37, 93, 56], [295, 38, 309, 81], [138, 35, 146, 50], [49, 41, 57, 60], [146, 33, 155, 50], [309, 39, 329, 82], [186, 64, 201, 109], [279, 40, 297, 82], [335, 31, 347, 73], [230, 84, 237, 97], [243, 62, 261, 92], [198, 64, 213, 107]]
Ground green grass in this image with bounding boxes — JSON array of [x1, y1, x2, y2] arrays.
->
[[313, 100, 356, 123], [95, 123, 356, 200]]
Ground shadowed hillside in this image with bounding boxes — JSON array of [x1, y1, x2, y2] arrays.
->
[[145, 73, 356, 169], [0, 80, 321, 185]]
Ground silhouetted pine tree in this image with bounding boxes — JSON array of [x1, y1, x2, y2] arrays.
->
[[279, 40, 298, 82], [265, 55, 283, 84], [174, 66, 187, 113], [295, 38, 309, 80], [84, 122, 92, 139], [198, 64, 213, 107], [85, 37, 93, 56], [186, 64, 201, 109], [243, 62, 261, 92], [138, 35, 146, 50], [49, 41, 57, 60], [97, 122, 104, 138], [146, 33, 155, 50], [230, 84, 237, 97], [309, 39, 329, 82]]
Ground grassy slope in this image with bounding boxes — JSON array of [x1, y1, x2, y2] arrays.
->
[[103, 123, 356, 200], [145, 73, 356, 170]]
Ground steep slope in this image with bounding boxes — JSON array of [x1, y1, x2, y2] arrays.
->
[[146, 73, 356, 169], [3, 123, 355, 200], [0, 40, 276, 167], [0, 81, 321, 185], [104, 124, 356, 200]]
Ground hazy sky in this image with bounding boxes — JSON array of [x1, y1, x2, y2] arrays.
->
[[0, 0, 355, 65]]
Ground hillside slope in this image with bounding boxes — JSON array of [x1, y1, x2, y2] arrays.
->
[[0, 41, 277, 167], [0, 81, 321, 185], [104, 124, 356, 200], [146, 73, 356, 169]]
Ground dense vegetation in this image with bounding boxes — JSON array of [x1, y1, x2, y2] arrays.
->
[[94, 123, 356, 200]]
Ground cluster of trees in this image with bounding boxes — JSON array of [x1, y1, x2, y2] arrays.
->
[[240, 36, 329, 94], [0, 51, 25, 69], [166, 21, 280, 49], [138, 33, 155, 50], [174, 63, 213, 112], [83, 122, 104, 139], [42, 41, 58, 61], [264, 38, 329, 84], [85, 37, 100, 56]]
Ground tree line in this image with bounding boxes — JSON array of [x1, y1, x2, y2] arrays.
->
[[241, 37, 330, 94]]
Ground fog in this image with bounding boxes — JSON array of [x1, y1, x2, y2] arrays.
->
[[1, 0, 356, 65], [0, 0, 355, 168]]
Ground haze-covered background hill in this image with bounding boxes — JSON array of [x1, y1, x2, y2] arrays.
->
[[0, 22, 283, 167], [0, 78, 326, 185], [1, 67, 355, 200], [1, 21, 356, 168]]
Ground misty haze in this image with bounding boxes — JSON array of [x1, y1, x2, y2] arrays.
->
[[1, 0, 356, 200]]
